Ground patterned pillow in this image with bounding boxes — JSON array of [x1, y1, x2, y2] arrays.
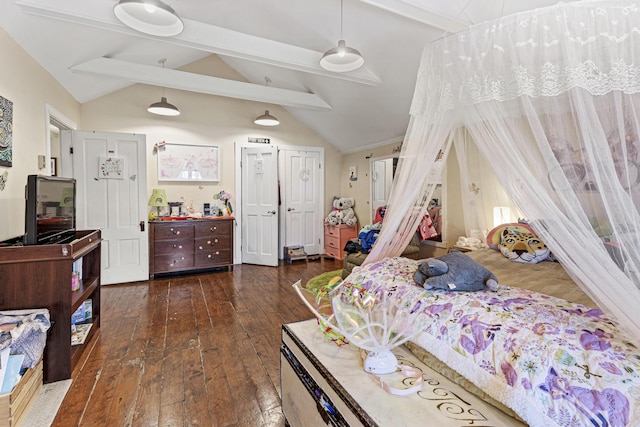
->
[[486, 222, 535, 250], [499, 228, 550, 264]]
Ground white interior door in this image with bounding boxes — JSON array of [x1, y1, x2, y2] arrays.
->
[[241, 146, 278, 266], [63, 130, 148, 285], [280, 148, 323, 256]]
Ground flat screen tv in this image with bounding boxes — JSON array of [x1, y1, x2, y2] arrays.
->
[[24, 175, 77, 245]]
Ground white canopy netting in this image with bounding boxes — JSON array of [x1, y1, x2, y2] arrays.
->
[[365, 0, 640, 343]]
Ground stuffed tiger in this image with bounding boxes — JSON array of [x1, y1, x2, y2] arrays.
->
[[499, 228, 550, 264]]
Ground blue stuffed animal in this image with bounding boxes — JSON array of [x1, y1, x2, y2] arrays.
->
[[413, 250, 499, 292]]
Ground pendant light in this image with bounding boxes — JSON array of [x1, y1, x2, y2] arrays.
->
[[254, 77, 280, 126], [320, 0, 364, 73], [113, 0, 184, 37], [148, 59, 180, 116]]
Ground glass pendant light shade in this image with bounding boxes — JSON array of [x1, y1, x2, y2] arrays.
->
[[114, 0, 184, 37], [320, 39, 364, 72], [254, 110, 280, 126], [148, 96, 180, 116]]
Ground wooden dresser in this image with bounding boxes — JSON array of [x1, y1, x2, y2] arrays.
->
[[149, 217, 234, 278], [324, 224, 357, 260]]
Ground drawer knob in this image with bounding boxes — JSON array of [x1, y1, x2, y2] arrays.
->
[[170, 229, 180, 235], [207, 254, 212, 259], [198, 246, 203, 250], [173, 244, 183, 249], [210, 227, 217, 232], [214, 238, 219, 243], [215, 251, 220, 255]]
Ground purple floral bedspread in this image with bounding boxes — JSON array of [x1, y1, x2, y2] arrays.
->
[[343, 257, 640, 427]]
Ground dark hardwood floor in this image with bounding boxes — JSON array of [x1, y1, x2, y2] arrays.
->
[[53, 258, 342, 427]]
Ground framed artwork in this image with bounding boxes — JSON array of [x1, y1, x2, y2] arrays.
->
[[157, 143, 220, 182], [51, 157, 58, 176], [0, 95, 13, 167]]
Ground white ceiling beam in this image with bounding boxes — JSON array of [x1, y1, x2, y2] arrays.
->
[[70, 57, 332, 111], [359, 0, 466, 33], [15, 0, 381, 86]]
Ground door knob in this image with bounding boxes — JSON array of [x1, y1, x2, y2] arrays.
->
[[287, 207, 295, 211], [267, 210, 276, 214]]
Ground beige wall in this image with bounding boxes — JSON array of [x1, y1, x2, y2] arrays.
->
[[340, 141, 465, 258], [80, 55, 341, 219], [0, 28, 80, 241], [0, 32, 340, 241], [339, 141, 402, 227]]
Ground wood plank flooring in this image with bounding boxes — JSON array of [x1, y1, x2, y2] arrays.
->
[[53, 258, 342, 427]]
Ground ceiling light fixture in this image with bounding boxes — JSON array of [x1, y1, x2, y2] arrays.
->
[[254, 77, 280, 126], [320, 0, 364, 73], [113, 0, 184, 37], [147, 59, 180, 116]]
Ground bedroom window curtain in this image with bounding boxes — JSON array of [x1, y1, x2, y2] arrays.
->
[[365, 0, 640, 343]]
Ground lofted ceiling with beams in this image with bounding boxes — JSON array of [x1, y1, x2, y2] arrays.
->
[[0, 0, 561, 153]]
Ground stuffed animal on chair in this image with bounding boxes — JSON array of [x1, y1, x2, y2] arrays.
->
[[413, 250, 499, 292]]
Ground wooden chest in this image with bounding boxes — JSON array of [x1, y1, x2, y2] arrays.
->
[[149, 218, 234, 278], [324, 224, 357, 260], [281, 319, 525, 426]]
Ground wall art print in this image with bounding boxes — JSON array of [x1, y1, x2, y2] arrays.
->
[[0, 96, 13, 167], [157, 143, 219, 182]]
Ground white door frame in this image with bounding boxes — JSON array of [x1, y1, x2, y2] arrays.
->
[[234, 142, 324, 263], [45, 103, 76, 177]]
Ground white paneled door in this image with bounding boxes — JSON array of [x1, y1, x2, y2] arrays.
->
[[63, 130, 148, 284], [241, 145, 279, 266], [280, 148, 323, 256]]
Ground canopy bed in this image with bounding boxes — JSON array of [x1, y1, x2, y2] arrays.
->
[[290, 1, 640, 426]]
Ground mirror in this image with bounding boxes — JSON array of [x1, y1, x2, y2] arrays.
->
[[370, 156, 397, 223]]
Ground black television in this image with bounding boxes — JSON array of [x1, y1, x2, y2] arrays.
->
[[24, 175, 77, 245]]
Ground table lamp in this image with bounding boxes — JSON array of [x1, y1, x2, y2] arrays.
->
[[148, 189, 167, 220]]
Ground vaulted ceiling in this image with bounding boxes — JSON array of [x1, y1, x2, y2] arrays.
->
[[0, 0, 561, 153]]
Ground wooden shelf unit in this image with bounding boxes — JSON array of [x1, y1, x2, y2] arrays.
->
[[149, 217, 234, 279], [0, 230, 101, 383]]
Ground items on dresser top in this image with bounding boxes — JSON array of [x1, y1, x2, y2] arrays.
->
[[149, 217, 234, 278]]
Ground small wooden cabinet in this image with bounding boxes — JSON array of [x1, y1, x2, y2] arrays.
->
[[0, 230, 101, 383], [149, 217, 234, 278], [324, 224, 357, 260]]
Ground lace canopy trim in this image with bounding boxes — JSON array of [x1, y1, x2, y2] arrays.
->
[[411, 1, 640, 115]]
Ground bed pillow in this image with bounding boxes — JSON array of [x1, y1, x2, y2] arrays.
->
[[486, 222, 535, 250], [499, 228, 550, 264]]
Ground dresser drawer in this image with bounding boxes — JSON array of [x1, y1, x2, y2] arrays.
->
[[153, 223, 195, 240], [154, 253, 194, 272], [325, 235, 341, 250], [195, 249, 233, 267], [195, 236, 231, 251], [325, 246, 342, 259], [195, 220, 232, 238], [154, 239, 194, 255]]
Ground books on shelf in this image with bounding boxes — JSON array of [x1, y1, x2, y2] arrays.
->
[[71, 299, 93, 324], [71, 323, 92, 346]]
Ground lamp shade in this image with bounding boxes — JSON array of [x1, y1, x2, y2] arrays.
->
[[113, 0, 184, 37], [148, 189, 168, 207], [148, 97, 180, 116], [320, 39, 364, 72], [254, 109, 280, 126]]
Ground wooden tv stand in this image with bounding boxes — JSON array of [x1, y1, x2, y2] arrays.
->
[[0, 230, 101, 383]]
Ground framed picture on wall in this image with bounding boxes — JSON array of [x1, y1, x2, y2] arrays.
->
[[157, 143, 220, 182]]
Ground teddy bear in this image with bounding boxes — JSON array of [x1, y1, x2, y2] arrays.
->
[[413, 250, 499, 292], [335, 197, 357, 227], [324, 197, 358, 227]]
